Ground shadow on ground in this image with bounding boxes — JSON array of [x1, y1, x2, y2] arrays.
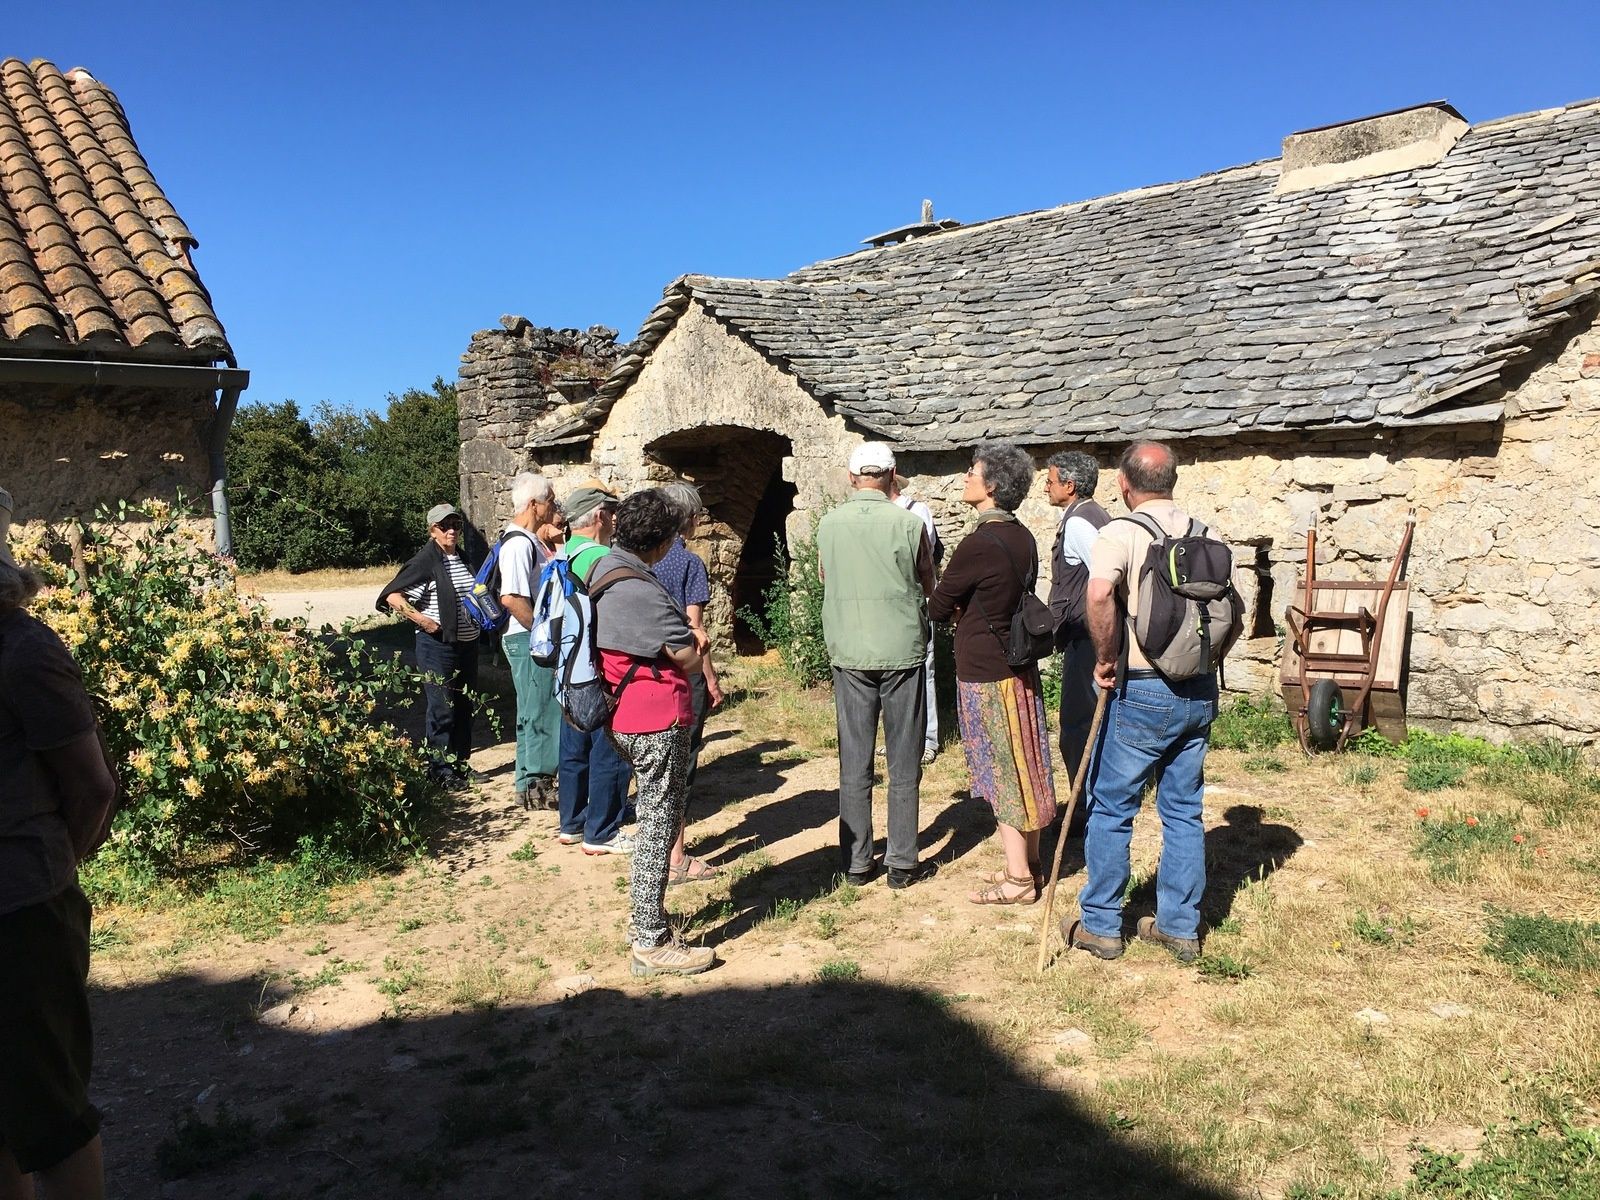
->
[[1124, 803, 1304, 932], [92, 972, 1238, 1200]]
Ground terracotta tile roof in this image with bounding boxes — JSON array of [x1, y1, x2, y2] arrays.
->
[[0, 57, 229, 361], [565, 96, 1600, 450]]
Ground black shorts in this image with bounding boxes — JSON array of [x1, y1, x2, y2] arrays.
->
[[0, 885, 100, 1173]]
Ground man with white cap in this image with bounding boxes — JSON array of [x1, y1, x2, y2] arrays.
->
[[817, 443, 937, 889]]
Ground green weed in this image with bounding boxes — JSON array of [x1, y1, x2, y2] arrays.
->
[[156, 1104, 259, 1179], [1483, 908, 1600, 976], [1341, 761, 1380, 787], [816, 958, 862, 983], [1396, 1122, 1600, 1198], [1244, 754, 1288, 775], [508, 838, 540, 863], [1352, 910, 1416, 947], [1197, 954, 1254, 982], [1414, 812, 1520, 881]]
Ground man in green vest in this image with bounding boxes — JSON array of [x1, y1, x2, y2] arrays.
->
[[817, 442, 937, 889]]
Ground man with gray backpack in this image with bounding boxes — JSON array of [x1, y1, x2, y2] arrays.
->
[[1064, 441, 1243, 964]]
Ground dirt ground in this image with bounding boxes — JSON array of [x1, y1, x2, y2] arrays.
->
[[82, 660, 1600, 1199]]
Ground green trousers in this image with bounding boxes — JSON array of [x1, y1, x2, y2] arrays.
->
[[502, 632, 561, 789]]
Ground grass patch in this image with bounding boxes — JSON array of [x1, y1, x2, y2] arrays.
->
[[1244, 754, 1288, 775], [156, 1104, 259, 1179], [1405, 759, 1467, 792], [508, 838, 540, 863], [1483, 908, 1600, 976], [1211, 695, 1293, 752], [1341, 760, 1380, 787], [816, 958, 862, 983], [1397, 1122, 1600, 1198], [1352, 910, 1416, 947], [1414, 811, 1520, 882]]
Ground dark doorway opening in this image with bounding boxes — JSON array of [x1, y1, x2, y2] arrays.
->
[[732, 466, 798, 652], [643, 425, 796, 654]]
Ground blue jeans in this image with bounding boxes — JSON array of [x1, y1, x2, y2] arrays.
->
[[558, 721, 631, 845], [1079, 673, 1218, 941], [414, 632, 479, 778]]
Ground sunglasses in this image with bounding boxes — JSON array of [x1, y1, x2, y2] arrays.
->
[[436, 519, 463, 532]]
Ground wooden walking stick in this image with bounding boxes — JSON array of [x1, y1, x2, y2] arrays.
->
[[1036, 686, 1110, 974]]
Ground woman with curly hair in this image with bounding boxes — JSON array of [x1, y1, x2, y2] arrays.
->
[[927, 445, 1059, 905], [589, 489, 715, 977]]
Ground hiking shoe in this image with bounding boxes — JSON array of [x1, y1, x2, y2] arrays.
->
[[582, 832, 635, 856], [1136, 916, 1200, 963], [921, 747, 937, 766], [630, 938, 716, 978], [887, 861, 938, 890], [1062, 918, 1124, 960]]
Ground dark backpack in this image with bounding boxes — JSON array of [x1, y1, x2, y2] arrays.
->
[[973, 526, 1056, 669], [1117, 512, 1244, 682], [554, 562, 655, 733]]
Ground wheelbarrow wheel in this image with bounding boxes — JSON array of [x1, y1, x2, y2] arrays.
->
[[1307, 678, 1345, 751]]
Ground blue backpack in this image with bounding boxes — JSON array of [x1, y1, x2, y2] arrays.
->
[[460, 529, 533, 635]]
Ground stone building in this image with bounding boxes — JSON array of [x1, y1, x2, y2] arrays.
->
[[460, 97, 1600, 746], [0, 58, 247, 541]]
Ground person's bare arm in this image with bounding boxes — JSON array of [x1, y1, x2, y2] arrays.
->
[[685, 602, 723, 706], [500, 594, 534, 627], [1087, 578, 1120, 690], [664, 641, 704, 676], [40, 731, 118, 861], [387, 590, 440, 636]]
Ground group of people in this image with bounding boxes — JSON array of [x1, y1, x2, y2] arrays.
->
[[385, 434, 1223, 978], [817, 438, 1219, 962], [379, 477, 726, 978]]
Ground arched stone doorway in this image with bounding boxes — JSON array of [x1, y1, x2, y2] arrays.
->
[[645, 425, 797, 649]]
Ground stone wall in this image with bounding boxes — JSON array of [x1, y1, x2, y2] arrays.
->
[[460, 299, 1600, 747], [456, 319, 629, 534], [0, 385, 215, 524]]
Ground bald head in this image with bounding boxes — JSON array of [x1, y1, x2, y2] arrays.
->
[[1118, 441, 1177, 501]]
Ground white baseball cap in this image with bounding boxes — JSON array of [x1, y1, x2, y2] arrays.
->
[[848, 442, 896, 475]]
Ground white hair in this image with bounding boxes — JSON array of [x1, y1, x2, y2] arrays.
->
[[511, 472, 553, 515], [659, 481, 702, 533], [569, 508, 605, 534]]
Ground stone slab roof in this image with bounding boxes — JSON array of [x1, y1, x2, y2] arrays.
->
[[0, 58, 229, 361], [566, 97, 1600, 450]]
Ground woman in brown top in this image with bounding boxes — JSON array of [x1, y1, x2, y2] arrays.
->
[[928, 444, 1059, 905]]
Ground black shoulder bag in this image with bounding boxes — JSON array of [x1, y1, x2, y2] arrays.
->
[[972, 527, 1056, 669]]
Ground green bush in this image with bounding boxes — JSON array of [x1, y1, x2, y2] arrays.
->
[[740, 518, 831, 688], [227, 379, 460, 572], [20, 504, 443, 875]]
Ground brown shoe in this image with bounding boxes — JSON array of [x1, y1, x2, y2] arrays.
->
[[1061, 918, 1123, 960], [630, 938, 716, 977], [1136, 916, 1200, 963]]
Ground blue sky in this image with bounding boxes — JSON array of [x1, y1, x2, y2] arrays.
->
[[14, 1, 1599, 412]]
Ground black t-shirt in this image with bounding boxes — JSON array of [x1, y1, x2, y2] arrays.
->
[[0, 610, 96, 914]]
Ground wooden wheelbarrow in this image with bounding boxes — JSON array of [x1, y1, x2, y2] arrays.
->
[[1279, 510, 1416, 752]]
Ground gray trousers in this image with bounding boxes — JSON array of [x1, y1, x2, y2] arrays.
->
[[834, 665, 925, 873], [1058, 637, 1100, 836]]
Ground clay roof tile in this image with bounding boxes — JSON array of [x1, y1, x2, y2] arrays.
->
[[0, 57, 228, 358]]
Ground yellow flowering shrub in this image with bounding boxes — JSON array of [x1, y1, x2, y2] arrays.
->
[[19, 504, 442, 870]]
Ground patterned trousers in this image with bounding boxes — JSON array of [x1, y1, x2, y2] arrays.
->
[[609, 724, 692, 948]]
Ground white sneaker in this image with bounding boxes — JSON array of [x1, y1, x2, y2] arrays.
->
[[631, 938, 715, 977], [582, 832, 635, 856], [554, 830, 583, 845]]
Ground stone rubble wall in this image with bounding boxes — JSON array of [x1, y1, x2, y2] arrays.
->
[[1, 386, 216, 525], [456, 317, 630, 535], [460, 300, 1600, 747]]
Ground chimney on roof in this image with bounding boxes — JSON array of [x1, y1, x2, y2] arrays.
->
[[1276, 101, 1468, 195], [862, 200, 962, 248]]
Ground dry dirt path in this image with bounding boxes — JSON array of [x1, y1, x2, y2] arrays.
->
[[255, 585, 380, 629]]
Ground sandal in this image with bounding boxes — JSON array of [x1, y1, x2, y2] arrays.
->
[[985, 863, 1045, 891], [667, 856, 721, 887], [969, 871, 1040, 906]]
